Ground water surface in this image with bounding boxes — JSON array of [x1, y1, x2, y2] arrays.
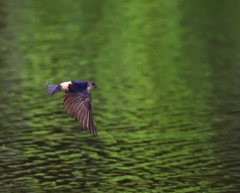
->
[[1, 1, 240, 192]]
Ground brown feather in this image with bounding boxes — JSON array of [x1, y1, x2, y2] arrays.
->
[[62, 91, 97, 135], [63, 92, 74, 118]]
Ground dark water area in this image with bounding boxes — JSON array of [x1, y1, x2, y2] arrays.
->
[[1, 1, 240, 192]]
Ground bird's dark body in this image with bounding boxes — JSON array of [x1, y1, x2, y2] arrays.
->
[[70, 81, 88, 91], [45, 80, 97, 135]]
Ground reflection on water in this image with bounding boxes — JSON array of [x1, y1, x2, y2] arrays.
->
[[1, 0, 240, 192]]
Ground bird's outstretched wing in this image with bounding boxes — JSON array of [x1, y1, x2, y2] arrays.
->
[[63, 90, 97, 135]]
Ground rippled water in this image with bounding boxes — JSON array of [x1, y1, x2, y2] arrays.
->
[[1, 1, 240, 192]]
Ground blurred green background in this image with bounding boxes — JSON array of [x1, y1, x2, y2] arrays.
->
[[1, 0, 240, 192]]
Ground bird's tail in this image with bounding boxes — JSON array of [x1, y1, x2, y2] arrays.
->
[[45, 80, 62, 96]]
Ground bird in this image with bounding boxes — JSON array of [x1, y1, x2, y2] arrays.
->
[[45, 80, 98, 135]]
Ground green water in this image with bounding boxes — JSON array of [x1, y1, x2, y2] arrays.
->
[[1, 1, 240, 192]]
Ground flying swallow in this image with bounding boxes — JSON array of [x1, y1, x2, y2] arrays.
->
[[45, 80, 97, 135]]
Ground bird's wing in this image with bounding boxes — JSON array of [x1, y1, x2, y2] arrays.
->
[[63, 92, 74, 118], [63, 90, 97, 135]]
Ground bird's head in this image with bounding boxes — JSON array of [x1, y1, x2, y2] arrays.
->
[[87, 81, 97, 90]]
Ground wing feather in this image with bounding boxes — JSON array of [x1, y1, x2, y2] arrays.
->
[[83, 108, 88, 129], [62, 90, 97, 135], [63, 92, 74, 117]]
